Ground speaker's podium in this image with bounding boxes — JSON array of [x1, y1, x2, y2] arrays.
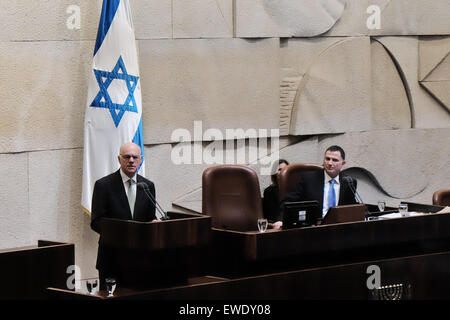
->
[[100, 212, 210, 290]]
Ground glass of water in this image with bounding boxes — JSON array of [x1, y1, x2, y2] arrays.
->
[[86, 278, 98, 295], [398, 203, 408, 217], [105, 277, 117, 297], [257, 218, 268, 233], [377, 201, 386, 212]]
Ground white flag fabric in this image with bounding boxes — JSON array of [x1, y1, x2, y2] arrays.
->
[[82, 0, 144, 215]]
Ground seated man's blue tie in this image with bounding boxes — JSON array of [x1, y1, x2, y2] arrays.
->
[[328, 179, 336, 211]]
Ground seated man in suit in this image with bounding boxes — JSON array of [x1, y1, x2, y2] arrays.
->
[[91, 142, 156, 288], [272, 145, 357, 229]]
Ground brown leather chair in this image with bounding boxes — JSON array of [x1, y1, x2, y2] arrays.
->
[[202, 165, 263, 231], [278, 163, 323, 201], [432, 189, 450, 206]]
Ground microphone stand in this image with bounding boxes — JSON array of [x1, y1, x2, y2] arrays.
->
[[345, 177, 371, 218], [137, 183, 170, 221]]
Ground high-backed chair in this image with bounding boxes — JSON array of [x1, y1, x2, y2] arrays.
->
[[278, 163, 323, 201], [432, 189, 450, 206], [202, 165, 263, 231]]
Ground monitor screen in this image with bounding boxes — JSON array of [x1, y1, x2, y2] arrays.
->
[[282, 200, 320, 229]]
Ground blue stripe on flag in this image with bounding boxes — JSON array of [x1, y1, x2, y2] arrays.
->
[[93, 0, 121, 56], [133, 117, 145, 170]]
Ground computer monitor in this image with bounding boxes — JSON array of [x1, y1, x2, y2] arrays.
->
[[282, 200, 320, 229]]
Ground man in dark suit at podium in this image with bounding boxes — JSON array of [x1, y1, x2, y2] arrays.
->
[[91, 142, 156, 289], [273, 145, 358, 229]]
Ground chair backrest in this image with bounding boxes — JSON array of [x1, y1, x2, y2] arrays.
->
[[278, 163, 323, 201], [202, 165, 263, 231], [432, 189, 450, 206]]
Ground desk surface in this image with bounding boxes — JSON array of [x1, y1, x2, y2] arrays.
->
[[48, 276, 228, 300]]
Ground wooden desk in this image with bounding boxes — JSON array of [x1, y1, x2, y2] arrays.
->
[[47, 204, 450, 300], [210, 211, 450, 277], [403, 201, 445, 213], [0, 240, 74, 299], [48, 251, 450, 300]]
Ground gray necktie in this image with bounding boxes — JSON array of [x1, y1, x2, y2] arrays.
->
[[127, 179, 136, 218]]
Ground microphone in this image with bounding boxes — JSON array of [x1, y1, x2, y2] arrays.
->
[[341, 175, 370, 217], [137, 182, 170, 221]]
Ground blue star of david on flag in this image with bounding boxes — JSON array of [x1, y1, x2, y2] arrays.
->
[[90, 56, 139, 127]]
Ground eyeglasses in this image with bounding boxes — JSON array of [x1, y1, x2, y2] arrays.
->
[[120, 154, 142, 160]]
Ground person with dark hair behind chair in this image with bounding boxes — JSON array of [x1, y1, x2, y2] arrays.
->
[[263, 159, 289, 223]]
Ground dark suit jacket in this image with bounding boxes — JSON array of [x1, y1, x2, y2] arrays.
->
[[90, 169, 156, 272], [263, 184, 280, 223], [278, 169, 357, 221]]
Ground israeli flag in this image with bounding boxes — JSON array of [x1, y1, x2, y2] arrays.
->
[[82, 0, 144, 215]]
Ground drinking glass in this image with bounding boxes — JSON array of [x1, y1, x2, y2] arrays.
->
[[105, 277, 117, 297], [398, 203, 408, 217], [86, 279, 98, 295], [377, 201, 386, 212], [257, 218, 268, 233]]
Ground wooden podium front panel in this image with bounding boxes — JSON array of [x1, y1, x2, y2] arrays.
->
[[101, 212, 211, 251], [100, 212, 211, 290]]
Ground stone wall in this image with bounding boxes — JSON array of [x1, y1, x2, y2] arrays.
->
[[1, 0, 449, 280]]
